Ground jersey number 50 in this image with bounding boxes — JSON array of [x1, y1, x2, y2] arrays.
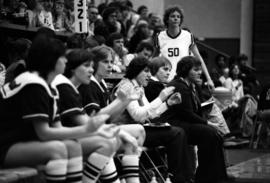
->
[[168, 48, 180, 57]]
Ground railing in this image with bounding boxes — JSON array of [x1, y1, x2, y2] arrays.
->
[[195, 39, 231, 59]]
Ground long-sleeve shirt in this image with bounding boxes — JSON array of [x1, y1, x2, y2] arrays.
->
[[115, 78, 168, 124]]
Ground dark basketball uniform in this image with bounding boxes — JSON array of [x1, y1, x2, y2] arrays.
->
[[78, 76, 110, 115], [52, 74, 85, 127], [0, 72, 59, 164]]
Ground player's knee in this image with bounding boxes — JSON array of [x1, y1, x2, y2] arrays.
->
[[64, 140, 82, 158], [97, 138, 118, 156], [137, 125, 146, 146], [45, 141, 68, 160]]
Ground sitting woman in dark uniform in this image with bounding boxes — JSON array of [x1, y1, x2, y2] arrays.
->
[[161, 56, 228, 183]]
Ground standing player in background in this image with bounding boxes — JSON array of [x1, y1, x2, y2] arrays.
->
[[155, 6, 214, 90]]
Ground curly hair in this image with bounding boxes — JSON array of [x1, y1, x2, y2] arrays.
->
[[163, 6, 184, 27]]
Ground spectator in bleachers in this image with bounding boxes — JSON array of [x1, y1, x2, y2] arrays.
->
[[148, 12, 162, 36], [230, 64, 244, 102], [211, 54, 228, 87], [219, 66, 233, 91], [128, 19, 151, 53], [161, 56, 228, 183], [237, 54, 260, 97], [11, 1, 28, 25], [36, 0, 54, 30], [258, 83, 270, 120], [137, 5, 148, 21], [120, 1, 139, 38], [87, 5, 101, 36], [53, 0, 72, 32], [94, 7, 122, 41], [66, 33, 86, 50], [52, 48, 143, 183], [155, 6, 214, 90], [106, 32, 128, 73], [0, 34, 88, 183], [114, 56, 194, 183], [125, 41, 154, 67]]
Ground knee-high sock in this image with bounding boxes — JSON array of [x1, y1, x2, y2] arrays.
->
[[45, 159, 68, 183], [83, 153, 111, 183], [67, 156, 83, 183], [100, 158, 120, 183], [121, 155, 140, 183]]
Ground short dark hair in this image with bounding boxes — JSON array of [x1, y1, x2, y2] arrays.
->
[[135, 41, 154, 54], [64, 49, 93, 78], [102, 7, 117, 21], [150, 56, 171, 76], [27, 35, 66, 79], [163, 6, 184, 27], [137, 5, 147, 15], [66, 33, 85, 49], [36, 27, 56, 38], [106, 32, 123, 47], [125, 56, 150, 79], [91, 45, 114, 74], [176, 56, 201, 78]]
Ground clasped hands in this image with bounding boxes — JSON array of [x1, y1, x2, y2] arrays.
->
[[159, 86, 182, 106]]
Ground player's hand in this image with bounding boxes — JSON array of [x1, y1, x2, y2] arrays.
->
[[167, 92, 182, 106], [118, 130, 139, 153], [95, 124, 120, 139], [116, 85, 143, 102], [159, 86, 175, 101], [87, 114, 110, 131]]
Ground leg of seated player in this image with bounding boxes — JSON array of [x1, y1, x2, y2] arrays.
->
[[79, 136, 120, 183], [4, 141, 71, 182], [118, 124, 146, 183], [63, 140, 83, 183]]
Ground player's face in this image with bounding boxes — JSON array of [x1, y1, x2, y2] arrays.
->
[[74, 61, 94, 85], [55, 56, 67, 75], [136, 67, 151, 87], [168, 11, 181, 27], [187, 66, 202, 83], [155, 64, 171, 83], [96, 53, 113, 78]]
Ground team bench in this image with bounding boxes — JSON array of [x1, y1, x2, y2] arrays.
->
[[0, 167, 44, 183]]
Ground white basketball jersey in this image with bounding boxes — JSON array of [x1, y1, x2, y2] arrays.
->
[[157, 29, 195, 80]]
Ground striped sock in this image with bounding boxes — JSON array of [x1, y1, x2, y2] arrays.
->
[[100, 158, 120, 183], [67, 157, 83, 183], [45, 159, 68, 183], [121, 155, 140, 183], [83, 153, 111, 183]]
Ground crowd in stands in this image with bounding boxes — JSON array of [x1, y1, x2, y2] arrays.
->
[[0, 0, 268, 183]]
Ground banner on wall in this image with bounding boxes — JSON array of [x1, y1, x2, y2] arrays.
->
[[74, 0, 88, 33]]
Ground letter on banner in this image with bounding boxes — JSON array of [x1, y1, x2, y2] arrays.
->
[[74, 0, 88, 33]]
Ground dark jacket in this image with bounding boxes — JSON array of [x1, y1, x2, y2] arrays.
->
[[161, 78, 207, 125]]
